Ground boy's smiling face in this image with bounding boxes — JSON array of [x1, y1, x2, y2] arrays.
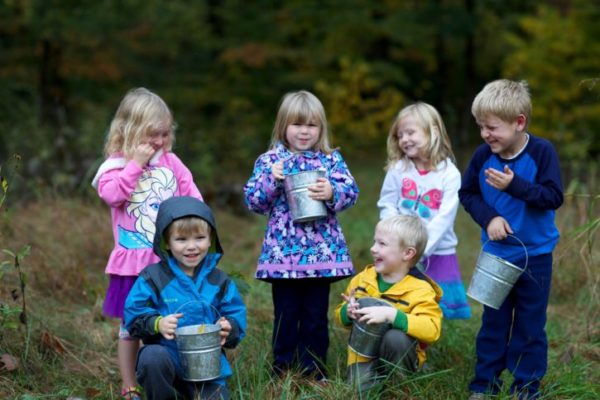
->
[[477, 114, 527, 158], [167, 227, 211, 276], [370, 226, 413, 280]]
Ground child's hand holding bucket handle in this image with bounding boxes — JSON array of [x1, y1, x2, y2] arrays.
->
[[355, 306, 397, 325], [342, 289, 359, 320], [159, 313, 183, 340], [486, 216, 513, 241], [216, 317, 231, 346]]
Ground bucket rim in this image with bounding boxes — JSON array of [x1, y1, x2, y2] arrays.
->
[[175, 323, 221, 336], [478, 251, 525, 272], [480, 234, 528, 270]]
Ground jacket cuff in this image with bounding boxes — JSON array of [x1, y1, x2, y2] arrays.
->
[[393, 310, 408, 332], [223, 316, 241, 349], [340, 304, 352, 326]]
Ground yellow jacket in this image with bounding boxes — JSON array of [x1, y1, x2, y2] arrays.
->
[[335, 265, 443, 367]]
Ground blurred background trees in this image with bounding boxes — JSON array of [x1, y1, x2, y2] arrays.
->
[[1, 0, 598, 199]]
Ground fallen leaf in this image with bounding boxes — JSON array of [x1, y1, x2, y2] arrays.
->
[[40, 330, 66, 354]]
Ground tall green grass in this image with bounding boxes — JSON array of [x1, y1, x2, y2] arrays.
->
[[0, 160, 598, 399]]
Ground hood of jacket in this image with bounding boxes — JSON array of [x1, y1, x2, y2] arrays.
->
[[153, 196, 223, 265]]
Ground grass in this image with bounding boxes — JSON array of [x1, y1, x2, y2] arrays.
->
[[0, 160, 598, 399]]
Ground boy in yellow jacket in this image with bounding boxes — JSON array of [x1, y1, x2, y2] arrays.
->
[[335, 215, 443, 392]]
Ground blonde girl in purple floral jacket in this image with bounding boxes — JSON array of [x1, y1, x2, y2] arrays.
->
[[244, 90, 359, 381]]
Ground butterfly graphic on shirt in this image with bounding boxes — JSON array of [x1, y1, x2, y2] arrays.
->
[[400, 178, 442, 219]]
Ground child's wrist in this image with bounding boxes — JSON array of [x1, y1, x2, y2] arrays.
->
[[154, 316, 163, 333]]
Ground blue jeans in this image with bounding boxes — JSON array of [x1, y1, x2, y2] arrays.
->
[[136, 344, 229, 400], [469, 253, 552, 399]]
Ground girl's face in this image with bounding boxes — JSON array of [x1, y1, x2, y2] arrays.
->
[[144, 127, 171, 151], [285, 121, 320, 152], [397, 114, 428, 163]]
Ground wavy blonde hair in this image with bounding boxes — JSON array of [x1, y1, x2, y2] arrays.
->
[[385, 102, 454, 171], [103, 87, 175, 159], [270, 90, 334, 154], [471, 79, 531, 129]]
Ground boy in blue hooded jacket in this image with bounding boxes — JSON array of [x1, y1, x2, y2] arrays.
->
[[124, 196, 247, 400]]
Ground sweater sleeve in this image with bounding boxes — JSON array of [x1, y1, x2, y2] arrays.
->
[[377, 168, 401, 220], [169, 153, 203, 200], [459, 148, 500, 230], [424, 164, 460, 256], [97, 160, 145, 207], [504, 139, 563, 210]]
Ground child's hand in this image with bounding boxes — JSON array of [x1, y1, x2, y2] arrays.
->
[[486, 216, 513, 241], [484, 165, 514, 191], [132, 143, 157, 168], [308, 177, 333, 202], [341, 289, 359, 320], [159, 313, 183, 340], [272, 161, 284, 181], [216, 317, 232, 346], [355, 306, 397, 325]]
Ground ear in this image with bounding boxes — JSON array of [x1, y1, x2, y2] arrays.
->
[[403, 246, 417, 261], [515, 114, 527, 131]]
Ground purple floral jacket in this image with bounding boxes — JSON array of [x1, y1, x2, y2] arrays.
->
[[244, 142, 359, 281]]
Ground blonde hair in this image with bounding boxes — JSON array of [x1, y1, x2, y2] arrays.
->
[[103, 87, 175, 159], [376, 215, 428, 263], [270, 90, 334, 154], [165, 217, 211, 241], [471, 79, 531, 128], [385, 102, 454, 171]]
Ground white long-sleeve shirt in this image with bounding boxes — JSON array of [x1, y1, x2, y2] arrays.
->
[[377, 158, 460, 256]]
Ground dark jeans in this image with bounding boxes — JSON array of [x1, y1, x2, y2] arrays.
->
[[271, 279, 331, 379], [347, 329, 418, 392], [469, 253, 552, 399], [136, 345, 229, 400]]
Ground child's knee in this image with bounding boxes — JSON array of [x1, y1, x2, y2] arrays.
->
[[379, 329, 418, 370], [137, 345, 173, 376]]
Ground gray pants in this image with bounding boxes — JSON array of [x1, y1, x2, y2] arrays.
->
[[347, 329, 419, 392], [136, 345, 229, 400]]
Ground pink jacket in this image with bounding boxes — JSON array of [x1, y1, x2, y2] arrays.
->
[[92, 150, 202, 276]]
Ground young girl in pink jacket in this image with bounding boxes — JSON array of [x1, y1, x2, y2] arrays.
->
[[91, 88, 202, 399]]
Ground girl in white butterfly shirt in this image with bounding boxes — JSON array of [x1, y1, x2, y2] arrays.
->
[[377, 102, 471, 320]]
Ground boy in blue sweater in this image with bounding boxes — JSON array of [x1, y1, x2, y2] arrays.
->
[[459, 79, 563, 400], [124, 196, 246, 400]]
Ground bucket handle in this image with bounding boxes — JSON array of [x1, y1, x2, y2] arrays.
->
[[481, 234, 528, 271], [174, 300, 222, 323]]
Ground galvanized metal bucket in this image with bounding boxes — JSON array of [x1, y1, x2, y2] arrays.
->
[[175, 323, 222, 382], [284, 170, 328, 223], [348, 297, 394, 358], [467, 235, 528, 310]]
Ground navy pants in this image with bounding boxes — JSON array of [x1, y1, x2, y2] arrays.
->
[[136, 345, 229, 400], [469, 253, 552, 399], [271, 279, 330, 379]]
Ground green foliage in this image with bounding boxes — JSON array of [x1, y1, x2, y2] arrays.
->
[[503, 1, 600, 157], [2, 1, 598, 193]]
